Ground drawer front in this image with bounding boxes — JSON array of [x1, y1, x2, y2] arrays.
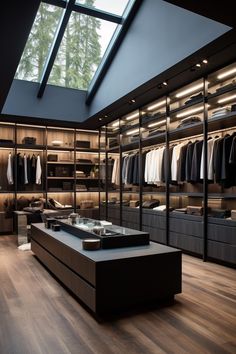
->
[[169, 232, 203, 255], [31, 226, 96, 286], [31, 239, 96, 312]]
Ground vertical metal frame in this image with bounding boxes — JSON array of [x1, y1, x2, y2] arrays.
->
[[73, 129, 77, 212], [165, 95, 170, 246], [203, 77, 208, 261], [98, 128, 101, 220], [105, 125, 108, 220], [45, 127, 49, 208], [119, 123, 123, 226], [138, 109, 143, 231]]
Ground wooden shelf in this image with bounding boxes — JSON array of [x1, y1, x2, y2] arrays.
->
[[170, 97, 204, 116], [47, 161, 74, 165], [169, 192, 203, 197], [17, 144, 45, 150], [47, 146, 74, 151], [48, 190, 74, 193], [47, 177, 74, 180], [75, 148, 99, 153]]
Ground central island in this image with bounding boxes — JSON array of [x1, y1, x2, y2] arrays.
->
[[31, 221, 182, 316]]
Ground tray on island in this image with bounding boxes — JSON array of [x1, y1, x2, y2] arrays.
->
[[57, 220, 149, 249]]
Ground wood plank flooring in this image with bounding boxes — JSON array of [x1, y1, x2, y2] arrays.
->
[[0, 235, 235, 354]]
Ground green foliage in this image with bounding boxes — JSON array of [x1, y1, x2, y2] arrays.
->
[[15, 1, 101, 90]]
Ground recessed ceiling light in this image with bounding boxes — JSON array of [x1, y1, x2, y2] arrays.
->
[[202, 59, 208, 64]]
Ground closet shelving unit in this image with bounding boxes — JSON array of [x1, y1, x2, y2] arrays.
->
[[100, 61, 236, 266], [0, 124, 100, 233]]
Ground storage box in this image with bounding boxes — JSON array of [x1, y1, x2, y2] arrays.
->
[[55, 166, 70, 177], [187, 206, 203, 216], [79, 200, 94, 209], [203, 198, 227, 209], [76, 140, 90, 148], [48, 154, 58, 161], [22, 137, 36, 145], [62, 182, 72, 190], [129, 200, 139, 207]]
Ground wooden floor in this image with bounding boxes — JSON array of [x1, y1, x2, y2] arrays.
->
[[0, 236, 235, 354]]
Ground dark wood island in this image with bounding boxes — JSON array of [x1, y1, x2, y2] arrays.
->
[[31, 222, 182, 316]]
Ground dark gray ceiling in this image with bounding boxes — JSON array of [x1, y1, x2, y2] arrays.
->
[[0, 1, 41, 112], [164, 0, 236, 28]]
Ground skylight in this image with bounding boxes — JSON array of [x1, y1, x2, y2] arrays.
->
[[48, 12, 118, 90], [76, 0, 130, 16], [15, 3, 63, 82], [15, 0, 134, 93]]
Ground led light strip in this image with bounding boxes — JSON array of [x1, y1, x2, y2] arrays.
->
[[176, 106, 204, 118], [218, 94, 236, 104], [147, 100, 166, 111], [111, 121, 119, 127], [217, 68, 236, 80], [148, 119, 166, 128], [126, 112, 139, 120], [175, 82, 203, 98], [126, 128, 139, 135]]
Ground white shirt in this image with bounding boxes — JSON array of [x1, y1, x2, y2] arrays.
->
[[24, 155, 28, 184], [200, 138, 217, 180], [36, 155, 42, 185], [171, 143, 184, 181], [7, 153, 14, 185]]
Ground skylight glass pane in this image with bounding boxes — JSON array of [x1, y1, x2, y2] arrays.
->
[[15, 3, 63, 82], [48, 12, 118, 90], [76, 0, 130, 16]]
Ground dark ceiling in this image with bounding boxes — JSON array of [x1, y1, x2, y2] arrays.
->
[[164, 1, 236, 28], [1, 1, 236, 128]]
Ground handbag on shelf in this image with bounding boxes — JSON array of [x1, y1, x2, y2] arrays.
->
[[142, 199, 160, 209], [209, 208, 231, 219]]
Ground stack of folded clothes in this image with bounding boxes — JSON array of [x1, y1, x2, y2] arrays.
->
[[177, 116, 202, 128], [210, 106, 231, 118], [184, 92, 203, 105]]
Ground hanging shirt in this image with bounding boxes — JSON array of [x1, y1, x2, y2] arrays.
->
[[111, 157, 120, 185], [23, 154, 28, 184], [190, 140, 203, 183], [171, 143, 184, 181], [36, 155, 42, 185], [7, 153, 14, 185], [200, 138, 216, 180]]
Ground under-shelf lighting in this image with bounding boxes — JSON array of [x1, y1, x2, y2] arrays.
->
[[111, 121, 119, 127], [147, 100, 166, 111], [126, 128, 139, 136], [218, 94, 236, 104], [125, 112, 139, 120], [175, 82, 203, 98], [176, 106, 204, 118], [217, 68, 236, 80], [148, 119, 166, 128]]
